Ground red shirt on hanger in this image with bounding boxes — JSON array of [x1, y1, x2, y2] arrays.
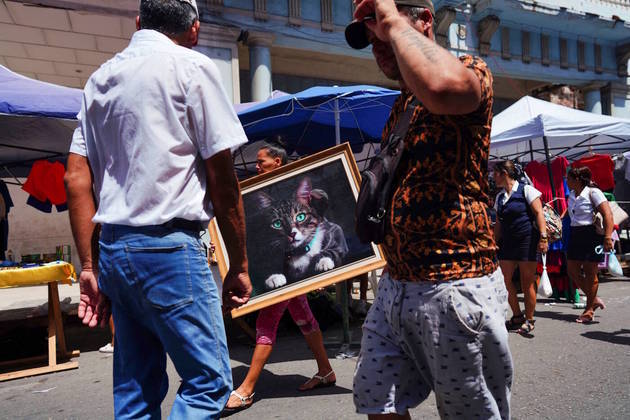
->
[[524, 156, 568, 213], [22, 160, 67, 205], [571, 154, 615, 191]]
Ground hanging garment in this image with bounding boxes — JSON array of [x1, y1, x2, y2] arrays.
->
[[22, 160, 67, 212], [0, 180, 13, 259], [572, 154, 615, 191], [0, 180, 14, 216], [525, 156, 569, 214]]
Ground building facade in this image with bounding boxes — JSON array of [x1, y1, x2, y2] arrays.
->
[[2, 0, 630, 116]]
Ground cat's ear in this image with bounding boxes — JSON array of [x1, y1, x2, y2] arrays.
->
[[310, 189, 329, 216], [255, 192, 273, 209], [296, 178, 312, 205]]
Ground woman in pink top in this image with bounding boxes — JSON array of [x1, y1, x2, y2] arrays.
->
[[224, 143, 336, 413]]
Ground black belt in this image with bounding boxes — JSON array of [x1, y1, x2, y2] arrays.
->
[[160, 218, 205, 232]]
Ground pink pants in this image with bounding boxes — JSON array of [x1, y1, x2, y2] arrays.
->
[[256, 295, 319, 345]]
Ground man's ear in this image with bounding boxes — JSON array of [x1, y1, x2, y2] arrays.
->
[[189, 20, 200, 47], [418, 9, 434, 38], [136, 16, 141, 31]]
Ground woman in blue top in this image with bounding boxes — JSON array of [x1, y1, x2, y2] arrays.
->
[[566, 167, 613, 324], [493, 161, 548, 334]]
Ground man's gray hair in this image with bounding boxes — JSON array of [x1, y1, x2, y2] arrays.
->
[[139, 0, 198, 36]]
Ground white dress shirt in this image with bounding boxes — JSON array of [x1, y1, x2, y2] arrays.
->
[[494, 181, 542, 210], [568, 186, 607, 227], [70, 30, 247, 226]]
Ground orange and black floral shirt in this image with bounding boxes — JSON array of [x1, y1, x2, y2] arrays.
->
[[382, 55, 498, 282]]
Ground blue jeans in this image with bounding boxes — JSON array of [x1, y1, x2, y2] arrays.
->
[[98, 224, 231, 419]]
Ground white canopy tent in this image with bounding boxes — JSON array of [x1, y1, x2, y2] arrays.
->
[[490, 95, 630, 163]]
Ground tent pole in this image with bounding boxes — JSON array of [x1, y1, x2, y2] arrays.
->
[[529, 140, 534, 162], [334, 99, 341, 145], [542, 136, 558, 211]]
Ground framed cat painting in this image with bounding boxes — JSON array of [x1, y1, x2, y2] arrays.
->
[[209, 143, 386, 317]]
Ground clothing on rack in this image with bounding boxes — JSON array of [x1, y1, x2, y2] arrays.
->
[[572, 154, 615, 191], [0, 180, 13, 260], [524, 156, 569, 214], [22, 160, 67, 212]]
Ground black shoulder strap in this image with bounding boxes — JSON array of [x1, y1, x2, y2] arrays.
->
[[389, 97, 418, 142]]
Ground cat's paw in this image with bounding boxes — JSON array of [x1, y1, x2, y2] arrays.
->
[[316, 257, 335, 272], [265, 274, 287, 289]]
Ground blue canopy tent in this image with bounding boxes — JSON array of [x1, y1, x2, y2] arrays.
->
[[0, 65, 82, 173], [237, 85, 400, 156]]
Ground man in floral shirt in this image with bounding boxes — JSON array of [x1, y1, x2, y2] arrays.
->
[[346, 0, 512, 418]]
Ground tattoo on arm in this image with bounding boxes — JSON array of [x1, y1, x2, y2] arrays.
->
[[394, 28, 439, 61]]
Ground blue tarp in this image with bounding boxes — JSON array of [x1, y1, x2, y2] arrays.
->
[[0, 65, 81, 119], [0, 65, 82, 169], [237, 85, 400, 154]]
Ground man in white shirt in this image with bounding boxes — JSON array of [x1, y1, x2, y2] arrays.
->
[[64, 0, 252, 417]]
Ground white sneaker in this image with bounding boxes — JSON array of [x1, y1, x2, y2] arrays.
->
[[99, 343, 114, 353]]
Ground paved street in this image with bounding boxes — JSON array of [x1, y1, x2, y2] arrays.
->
[[1, 277, 629, 420]]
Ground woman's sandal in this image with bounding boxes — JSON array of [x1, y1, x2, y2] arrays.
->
[[576, 311, 594, 324], [298, 370, 336, 392], [222, 390, 255, 414], [505, 314, 526, 331], [517, 319, 535, 335]]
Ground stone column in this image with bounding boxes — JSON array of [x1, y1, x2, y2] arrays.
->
[[247, 32, 274, 102], [583, 85, 603, 114]]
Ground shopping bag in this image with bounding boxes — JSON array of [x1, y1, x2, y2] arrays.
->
[[537, 253, 553, 297], [607, 250, 623, 277], [609, 201, 629, 227]]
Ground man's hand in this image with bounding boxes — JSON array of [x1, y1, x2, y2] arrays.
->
[[222, 269, 252, 310], [77, 268, 110, 328], [355, 0, 406, 44]]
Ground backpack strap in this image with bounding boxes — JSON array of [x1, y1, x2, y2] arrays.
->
[[374, 98, 418, 222], [390, 97, 418, 140]]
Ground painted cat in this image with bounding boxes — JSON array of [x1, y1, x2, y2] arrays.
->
[[254, 177, 349, 290]]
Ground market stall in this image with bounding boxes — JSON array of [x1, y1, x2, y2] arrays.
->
[[0, 65, 83, 379], [490, 96, 630, 299], [0, 262, 79, 381]]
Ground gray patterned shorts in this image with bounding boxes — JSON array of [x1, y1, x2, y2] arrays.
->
[[353, 269, 512, 419]]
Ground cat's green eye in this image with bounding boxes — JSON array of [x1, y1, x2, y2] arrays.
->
[[295, 212, 306, 223], [271, 220, 282, 229]]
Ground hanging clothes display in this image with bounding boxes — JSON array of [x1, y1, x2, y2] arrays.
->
[[0, 180, 13, 260], [22, 160, 67, 213], [524, 156, 569, 214], [571, 154, 615, 191]]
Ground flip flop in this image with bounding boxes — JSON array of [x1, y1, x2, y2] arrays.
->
[[298, 371, 336, 391], [576, 311, 594, 324], [516, 319, 535, 335], [222, 390, 255, 414]]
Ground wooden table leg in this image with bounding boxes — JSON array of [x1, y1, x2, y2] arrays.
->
[[47, 283, 57, 367], [0, 282, 80, 382], [49, 282, 80, 358]]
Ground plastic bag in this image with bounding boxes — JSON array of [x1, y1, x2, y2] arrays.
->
[[538, 253, 553, 297], [607, 251, 623, 277]]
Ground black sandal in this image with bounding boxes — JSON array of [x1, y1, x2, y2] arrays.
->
[[505, 314, 526, 331], [517, 319, 535, 334]]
